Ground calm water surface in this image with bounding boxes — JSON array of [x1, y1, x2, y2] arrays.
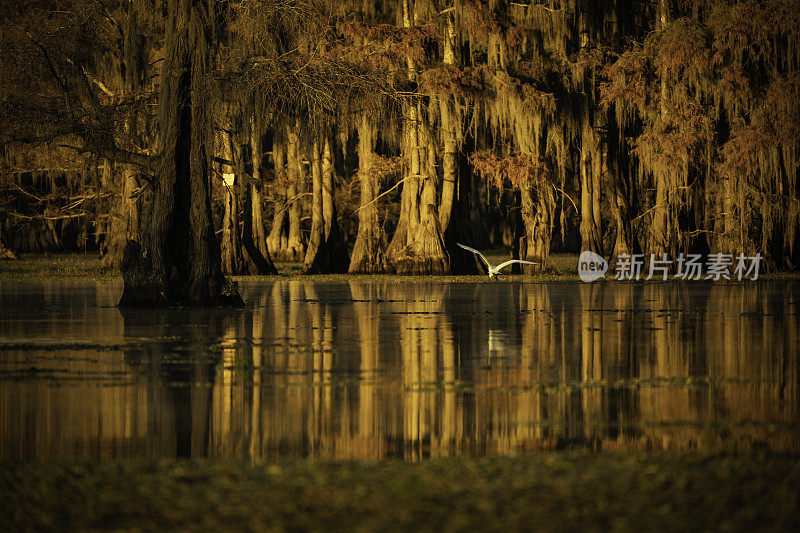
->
[[1, 279, 798, 460]]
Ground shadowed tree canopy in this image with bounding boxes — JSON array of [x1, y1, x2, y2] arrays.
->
[[0, 0, 159, 168], [1, 0, 400, 305]]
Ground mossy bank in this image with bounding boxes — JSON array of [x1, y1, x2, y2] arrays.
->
[[2, 452, 799, 531], [3, 253, 799, 283]]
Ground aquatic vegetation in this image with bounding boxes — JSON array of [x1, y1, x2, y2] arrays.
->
[[2, 453, 799, 530]]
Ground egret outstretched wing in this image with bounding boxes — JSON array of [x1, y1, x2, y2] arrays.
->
[[457, 243, 491, 269], [494, 259, 538, 273]]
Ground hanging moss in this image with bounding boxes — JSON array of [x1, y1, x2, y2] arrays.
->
[[3, 0, 800, 278]]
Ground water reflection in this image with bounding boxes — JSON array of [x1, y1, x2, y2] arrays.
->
[[0, 279, 797, 460]]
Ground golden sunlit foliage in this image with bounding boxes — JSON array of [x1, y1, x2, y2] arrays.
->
[[1, 0, 799, 273]]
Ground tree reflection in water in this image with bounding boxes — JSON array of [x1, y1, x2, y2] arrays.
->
[[0, 280, 797, 460]]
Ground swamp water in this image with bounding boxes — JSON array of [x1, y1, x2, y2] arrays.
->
[[0, 279, 798, 460]]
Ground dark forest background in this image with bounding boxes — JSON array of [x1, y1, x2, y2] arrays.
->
[[2, 0, 799, 276]]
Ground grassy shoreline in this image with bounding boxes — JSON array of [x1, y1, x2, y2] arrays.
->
[[1, 452, 798, 531], [2, 253, 799, 282]]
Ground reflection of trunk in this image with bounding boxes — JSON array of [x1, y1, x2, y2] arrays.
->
[[120, 307, 222, 457], [303, 136, 349, 273], [240, 114, 277, 274], [398, 283, 444, 459], [349, 115, 384, 273], [249, 295, 266, 459], [580, 284, 603, 437], [351, 282, 379, 444], [120, 0, 241, 306], [438, 306, 457, 450]]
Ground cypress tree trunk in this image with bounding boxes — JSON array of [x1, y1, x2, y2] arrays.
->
[[440, 151, 485, 274], [721, 173, 738, 253], [611, 183, 635, 263], [385, 0, 449, 274], [285, 122, 305, 261], [119, 0, 241, 307], [322, 137, 335, 238], [407, 120, 449, 274], [99, 159, 122, 268], [575, 8, 604, 258], [438, 13, 457, 234], [266, 139, 287, 258], [303, 138, 324, 271], [649, 173, 672, 257], [520, 184, 554, 273], [468, 162, 490, 249], [321, 136, 350, 269], [579, 121, 603, 254], [303, 135, 349, 273], [349, 115, 384, 273], [122, 168, 141, 243], [435, 12, 481, 275], [219, 116, 245, 275], [607, 111, 636, 266], [648, 0, 674, 259], [385, 0, 421, 269], [100, 163, 141, 268], [240, 113, 277, 274], [385, 103, 422, 266], [98, 2, 144, 271]]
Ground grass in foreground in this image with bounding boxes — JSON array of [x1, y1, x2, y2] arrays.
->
[[2, 253, 799, 283], [1, 452, 799, 531], [0, 252, 581, 282], [0, 253, 118, 280]]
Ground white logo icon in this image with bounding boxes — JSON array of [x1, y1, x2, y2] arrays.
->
[[578, 250, 608, 282]]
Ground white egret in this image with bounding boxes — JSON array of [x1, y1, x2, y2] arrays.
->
[[457, 243, 538, 278]]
